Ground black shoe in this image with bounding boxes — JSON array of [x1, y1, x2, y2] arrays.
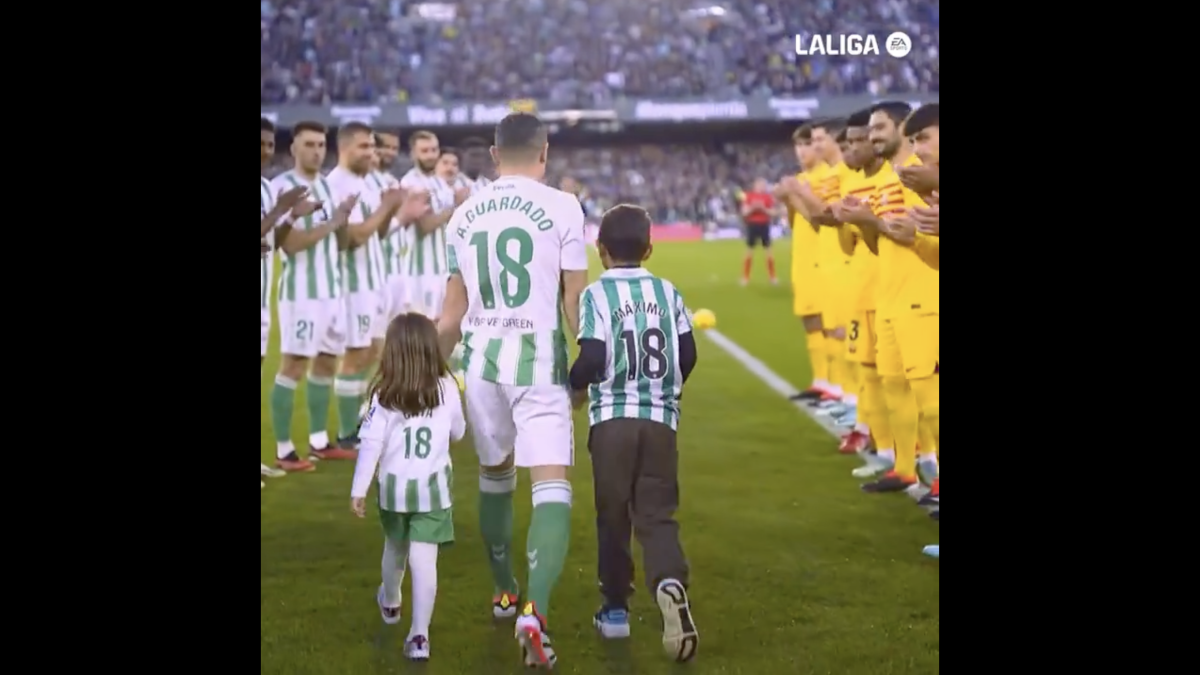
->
[[861, 473, 917, 493], [336, 433, 359, 450], [789, 389, 823, 402]]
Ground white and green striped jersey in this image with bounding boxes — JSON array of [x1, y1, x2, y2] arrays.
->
[[371, 170, 408, 278], [351, 377, 467, 513], [456, 173, 492, 196], [578, 267, 693, 430], [270, 170, 341, 302], [261, 177, 275, 309], [327, 166, 386, 294], [446, 175, 589, 386], [399, 168, 455, 278]]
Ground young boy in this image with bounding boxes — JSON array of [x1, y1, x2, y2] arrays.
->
[[568, 204, 700, 663]]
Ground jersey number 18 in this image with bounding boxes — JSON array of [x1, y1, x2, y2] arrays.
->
[[469, 228, 534, 309], [620, 327, 668, 381]]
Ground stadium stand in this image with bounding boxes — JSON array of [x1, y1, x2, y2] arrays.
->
[[261, 0, 940, 104]]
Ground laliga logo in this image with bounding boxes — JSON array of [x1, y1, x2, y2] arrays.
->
[[794, 32, 911, 58]]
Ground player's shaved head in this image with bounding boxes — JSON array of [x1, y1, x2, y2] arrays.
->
[[902, 103, 938, 137], [597, 204, 653, 265], [494, 113, 548, 166]]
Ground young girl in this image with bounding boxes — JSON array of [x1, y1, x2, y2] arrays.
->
[[350, 313, 466, 662]]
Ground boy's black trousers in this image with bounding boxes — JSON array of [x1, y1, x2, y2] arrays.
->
[[588, 418, 690, 609]]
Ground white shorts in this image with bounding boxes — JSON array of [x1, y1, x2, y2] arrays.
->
[[408, 275, 447, 319], [278, 298, 345, 358], [260, 306, 271, 357], [386, 273, 410, 321], [344, 289, 388, 349], [464, 377, 574, 469]]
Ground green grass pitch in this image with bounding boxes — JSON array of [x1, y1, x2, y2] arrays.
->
[[261, 239, 940, 675]]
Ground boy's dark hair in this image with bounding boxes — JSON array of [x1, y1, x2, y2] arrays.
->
[[494, 113, 547, 161], [598, 204, 652, 262], [368, 313, 449, 417], [870, 101, 913, 125], [261, 117, 275, 133], [902, 103, 939, 136]]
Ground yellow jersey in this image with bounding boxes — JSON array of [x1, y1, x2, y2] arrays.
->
[[841, 167, 888, 312], [810, 162, 854, 277], [789, 170, 821, 284], [875, 155, 939, 318]]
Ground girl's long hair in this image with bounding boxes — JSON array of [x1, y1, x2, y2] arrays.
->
[[367, 313, 449, 417]]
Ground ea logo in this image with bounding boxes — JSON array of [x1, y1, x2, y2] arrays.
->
[[885, 32, 911, 58]]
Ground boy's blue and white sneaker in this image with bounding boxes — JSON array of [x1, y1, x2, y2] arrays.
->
[[655, 579, 698, 662], [593, 606, 631, 639]]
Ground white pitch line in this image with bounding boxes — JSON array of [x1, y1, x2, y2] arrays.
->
[[702, 327, 932, 503], [701, 328, 843, 438]]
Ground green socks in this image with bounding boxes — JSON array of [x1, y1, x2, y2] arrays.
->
[[479, 469, 519, 595], [334, 373, 366, 438], [270, 375, 297, 444], [526, 480, 573, 618], [307, 376, 332, 441]]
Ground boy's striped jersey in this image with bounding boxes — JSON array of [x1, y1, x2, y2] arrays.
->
[[578, 267, 692, 430], [353, 376, 466, 513]]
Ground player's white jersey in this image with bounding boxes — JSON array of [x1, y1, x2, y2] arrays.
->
[[271, 170, 340, 302], [446, 175, 588, 386], [371, 170, 407, 278], [327, 167, 386, 294], [399, 168, 455, 278], [456, 173, 492, 196], [352, 377, 466, 513], [260, 176, 275, 309]]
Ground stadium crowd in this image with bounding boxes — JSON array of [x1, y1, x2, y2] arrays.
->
[[261, 0, 939, 105]]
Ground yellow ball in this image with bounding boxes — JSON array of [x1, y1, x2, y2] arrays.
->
[[692, 308, 717, 330]]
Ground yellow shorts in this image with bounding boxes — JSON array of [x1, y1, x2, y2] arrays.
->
[[791, 275, 822, 317], [819, 266, 851, 329], [876, 312, 939, 379], [846, 310, 879, 364]]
